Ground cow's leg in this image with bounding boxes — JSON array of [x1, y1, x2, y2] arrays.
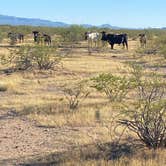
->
[[125, 42, 128, 50], [97, 40, 100, 48], [88, 39, 91, 49], [96, 40, 99, 48], [94, 40, 96, 48], [88, 39, 91, 54], [22, 37, 24, 43], [123, 41, 128, 50], [102, 41, 105, 47], [122, 42, 125, 49], [111, 44, 114, 49]]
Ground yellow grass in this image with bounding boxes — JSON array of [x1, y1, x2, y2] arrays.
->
[[0, 39, 165, 165], [62, 152, 166, 166], [0, 40, 165, 125]]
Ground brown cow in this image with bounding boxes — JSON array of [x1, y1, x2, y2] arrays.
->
[[32, 31, 51, 45], [139, 33, 146, 48]]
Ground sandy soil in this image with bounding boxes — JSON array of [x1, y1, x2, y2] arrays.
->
[[0, 40, 165, 166]]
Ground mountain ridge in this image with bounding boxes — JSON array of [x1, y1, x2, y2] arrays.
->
[[0, 14, 164, 29], [0, 14, 122, 29]]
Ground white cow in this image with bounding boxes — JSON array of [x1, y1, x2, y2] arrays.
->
[[85, 32, 100, 49]]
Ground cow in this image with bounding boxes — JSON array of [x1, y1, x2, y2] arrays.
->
[[8, 32, 24, 43], [43, 34, 52, 45], [85, 32, 100, 48], [32, 31, 39, 42], [101, 31, 128, 50], [32, 31, 51, 45], [17, 33, 24, 43], [138, 33, 146, 48]]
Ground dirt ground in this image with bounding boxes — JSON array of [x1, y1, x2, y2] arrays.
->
[[0, 109, 109, 165], [0, 39, 165, 165]]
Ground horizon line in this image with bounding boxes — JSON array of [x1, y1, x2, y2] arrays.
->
[[0, 13, 165, 29]]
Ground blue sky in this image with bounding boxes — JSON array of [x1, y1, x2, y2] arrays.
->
[[0, 0, 165, 28]]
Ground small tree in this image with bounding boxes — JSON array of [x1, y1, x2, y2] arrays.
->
[[91, 73, 131, 102], [60, 25, 86, 43], [1, 45, 61, 70], [157, 37, 166, 59], [119, 65, 166, 149], [0, 31, 5, 43], [9, 35, 17, 45], [31, 46, 60, 70], [62, 81, 90, 110]]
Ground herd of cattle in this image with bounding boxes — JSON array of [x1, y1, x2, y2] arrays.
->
[[7, 31, 147, 49], [7, 31, 52, 45], [85, 31, 146, 49], [85, 31, 129, 49]]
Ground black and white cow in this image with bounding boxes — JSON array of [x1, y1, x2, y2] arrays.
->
[[101, 31, 128, 49]]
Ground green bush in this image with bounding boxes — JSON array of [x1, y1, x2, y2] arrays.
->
[[62, 80, 90, 110], [119, 65, 166, 149], [0, 31, 5, 43], [0, 83, 7, 92], [59, 25, 86, 43], [156, 37, 166, 59], [136, 35, 166, 58], [1, 45, 61, 70], [91, 73, 131, 102]]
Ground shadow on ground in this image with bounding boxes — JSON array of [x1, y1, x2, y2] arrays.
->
[[0, 138, 142, 166]]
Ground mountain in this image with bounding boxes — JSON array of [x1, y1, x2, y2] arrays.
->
[[98, 24, 121, 29], [0, 14, 69, 27], [0, 14, 147, 29]]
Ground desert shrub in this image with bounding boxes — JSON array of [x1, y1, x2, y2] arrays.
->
[[155, 37, 166, 59], [31, 46, 60, 70], [0, 83, 7, 92], [160, 47, 166, 59], [8, 33, 17, 45], [119, 65, 166, 149], [91, 73, 131, 102], [0, 31, 5, 43], [59, 25, 86, 43], [136, 35, 166, 58], [62, 80, 90, 110], [1, 45, 61, 70]]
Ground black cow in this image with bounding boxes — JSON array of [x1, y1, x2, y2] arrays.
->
[[32, 31, 51, 45], [101, 31, 128, 49], [32, 31, 39, 42], [8, 32, 24, 43]]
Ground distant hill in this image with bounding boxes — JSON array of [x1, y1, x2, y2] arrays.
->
[[0, 14, 122, 29], [98, 24, 121, 29], [1, 14, 164, 29], [0, 14, 69, 27]]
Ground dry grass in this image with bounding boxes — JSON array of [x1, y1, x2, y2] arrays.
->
[[0, 39, 165, 127], [61, 151, 166, 166], [0, 38, 165, 165]]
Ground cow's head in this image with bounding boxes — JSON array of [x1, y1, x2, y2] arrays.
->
[[101, 31, 107, 41], [139, 33, 145, 37], [84, 32, 89, 40], [8, 32, 12, 38], [32, 31, 39, 36]]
